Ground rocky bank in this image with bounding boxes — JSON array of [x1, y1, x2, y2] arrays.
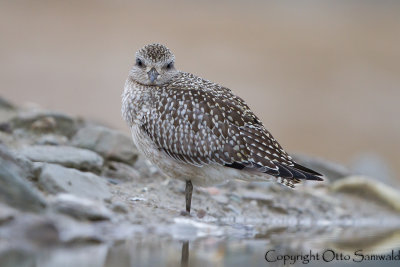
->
[[0, 97, 400, 266]]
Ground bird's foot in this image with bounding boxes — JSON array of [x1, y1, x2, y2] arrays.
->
[[179, 210, 192, 217]]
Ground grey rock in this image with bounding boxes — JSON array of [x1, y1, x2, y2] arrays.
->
[[0, 97, 15, 110], [133, 156, 159, 177], [0, 203, 17, 224], [350, 153, 397, 186], [102, 161, 140, 182], [0, 249, 36, 267], [7, 151, 37, 181], [9, 110, 78, 137], [50, 194, 112, 221], [0, 132, 13, 147], [18, 145, 104, 172], [71, 125, 138, 164], [0, 122, 12, 133], [330, 175, 400, 213], [0, 98, 17, 125], [24, 219, 60, 245], [0, 213, 60, 247], [110, 201, 129, 213], [30, 116, 57, 132], [53, 218, 107, 244], [38, 163, 112, 201], [212, 194, 229, 205], [0, 145, 46, 212], [35, 134, 69, 146]]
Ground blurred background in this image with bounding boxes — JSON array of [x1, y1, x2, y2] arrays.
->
[[1, 0, 399, 177]]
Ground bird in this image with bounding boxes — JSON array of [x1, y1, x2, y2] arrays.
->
[[122, 43, 323, 214]]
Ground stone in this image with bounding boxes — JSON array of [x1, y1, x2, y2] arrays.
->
[[71, 125, 138, 164], [0, 122, 12, 133], [197, 209, 206, 219], [0, 203, 17, 224], [133, 156, 159, 177], [0, 249, 36, 267], [350, 153, 397, 186], [330, 175, 400, 213], [102, 161, 141, 182], [18, 145, 104, 172], [212, 194, 229, 205], [0, 97, 15, 110], [35, 134, 69, 146], [38, 163, 112, 201], [25, 220, 60, 245], [31, 116, 57, 132], [9, 110, 78, 137], [4, 149, 37, 181], [0, 97, 17, 126], [0, 145, 46, 212], [0, 213, 60, 247], [50, 194, 112, 221], [110, 201, 129, 213]]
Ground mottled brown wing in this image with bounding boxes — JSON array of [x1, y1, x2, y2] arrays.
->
[[140, 86, 238, 167], [232, 124, 322, 180], [140, 80, 322, 181]]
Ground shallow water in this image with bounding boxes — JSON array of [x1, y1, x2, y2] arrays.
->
[[2, 222, 400, 267]]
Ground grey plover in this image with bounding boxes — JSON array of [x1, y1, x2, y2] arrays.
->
[[122, 43, 323, 213]]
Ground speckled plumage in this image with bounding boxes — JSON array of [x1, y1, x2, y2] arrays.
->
[[122, 44, 323, 211], [136, 43, 174, 63]]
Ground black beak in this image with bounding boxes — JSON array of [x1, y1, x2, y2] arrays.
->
[[147, 68, 159, 83]]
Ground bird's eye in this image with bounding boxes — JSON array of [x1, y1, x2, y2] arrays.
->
[[166, 62, 174, 70], [136, 58, 143, 67]]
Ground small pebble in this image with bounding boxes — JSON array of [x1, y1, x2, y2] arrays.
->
[[129, 197, 146, 202], [197, 209, 206, 218], [111, 202, 129, 213], [0, 123, 12, 133], [31, 116, 57, 131]]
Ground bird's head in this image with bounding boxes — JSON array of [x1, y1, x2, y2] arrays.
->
[[129, 43, 178, 86]]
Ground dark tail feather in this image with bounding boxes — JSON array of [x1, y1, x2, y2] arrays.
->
[[274, 162, 324, 181], [225, 160, 324, 182], [292, 162, 323, 180]]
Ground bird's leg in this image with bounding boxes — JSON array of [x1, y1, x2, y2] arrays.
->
[[185, 180, 193, 213]]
